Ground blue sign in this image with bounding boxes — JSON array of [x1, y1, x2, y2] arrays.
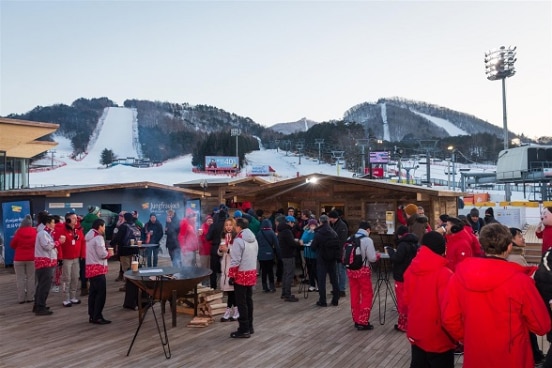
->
[[2, 200, 31, 265], [250, 165, 270, 175]]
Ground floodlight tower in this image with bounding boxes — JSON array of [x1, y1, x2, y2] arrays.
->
[[485, 45, 516, 201], [231, 128, 241, 169]]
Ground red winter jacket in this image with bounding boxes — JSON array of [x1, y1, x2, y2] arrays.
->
[[404, 246, 456, 353], [10, 226, 37, 261], [463, 227, 484, 257], [55, 224, 85, 260], [536, 225, 552, 255], [442, 257, 551, 368], [445, 231, 473, 271]]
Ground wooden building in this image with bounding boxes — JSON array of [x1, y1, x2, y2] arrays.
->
[[223, 174, 462, 240]]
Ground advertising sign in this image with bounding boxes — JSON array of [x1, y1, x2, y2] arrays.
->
[[2, 200, 31, 265], [369, 151, 390, 164], [205, 156, 239, 170], [250, 165, 270, 176]]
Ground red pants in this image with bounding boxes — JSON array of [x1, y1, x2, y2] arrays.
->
[[347, 267, 373, 325], [395, 280, 407, 331]]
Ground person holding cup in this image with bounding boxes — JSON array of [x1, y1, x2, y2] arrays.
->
[[85, 219, 112, 324]]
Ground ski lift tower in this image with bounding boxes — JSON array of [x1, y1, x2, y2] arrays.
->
[[296, 140, 304, 165], [331, 151, 345, 176], [417, 140, 438, 187], [315, 139, 324, 164]]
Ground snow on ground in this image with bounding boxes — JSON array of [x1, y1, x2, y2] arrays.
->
[[410, 109, 468, 136], [31, 106, 540, 220], [82, 107, 139, 165]]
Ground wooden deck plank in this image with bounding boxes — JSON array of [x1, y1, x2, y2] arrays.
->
[[0, 258, 468, 368]]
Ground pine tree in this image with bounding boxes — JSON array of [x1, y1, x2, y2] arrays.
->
[[100, 148, 116, 168]]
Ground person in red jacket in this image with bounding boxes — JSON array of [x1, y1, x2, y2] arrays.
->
[[536, 206, 552, 255], [178, 208, 200, 267], [404, 231, 456, 368], [55, 212, 86, 307], [199, 215, 214, 270], [442, 223, 551, 368], [10, 215, 37, 304], [444, 217, 473, 271]]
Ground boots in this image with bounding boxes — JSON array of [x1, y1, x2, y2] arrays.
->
[[221, 307, 232, 322], [231, 306, 240, 321]]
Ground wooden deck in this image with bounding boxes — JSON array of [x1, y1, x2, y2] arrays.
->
[[0, 257, 466, 368]]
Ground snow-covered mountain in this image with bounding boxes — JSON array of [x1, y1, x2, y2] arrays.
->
[[30, 107, 357, 187]]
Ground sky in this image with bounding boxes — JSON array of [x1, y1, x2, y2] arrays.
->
[[1, 1, 551, 137]]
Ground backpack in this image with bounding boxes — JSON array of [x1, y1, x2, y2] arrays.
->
[[124, 222, 142, 246], [342, 235, 366, 270]]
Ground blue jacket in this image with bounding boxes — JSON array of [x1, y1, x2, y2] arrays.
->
[[301, 229, 316, 259]]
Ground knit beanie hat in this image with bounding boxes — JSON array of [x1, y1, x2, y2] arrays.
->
[[485, 207, 494, 217], [234, 210, 243, 218], [404, 204, 418, 217], [469, 208, 480, 217], [307, 219, 318, 226], [328, 210, 340, 219], [124, 212, 134, 222], [285, 215, 296, 223], [421, 231, 446, 255], [88, 205, 100, 215]]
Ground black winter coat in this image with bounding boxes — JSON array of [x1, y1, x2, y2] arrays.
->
[[387, 233, 419, 282], [311, 223, 339, 262], [277, 223, 297, 259]]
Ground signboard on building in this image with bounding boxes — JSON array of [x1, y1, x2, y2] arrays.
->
[[369, 151, 390, 164], [2, 200, 31, 266]]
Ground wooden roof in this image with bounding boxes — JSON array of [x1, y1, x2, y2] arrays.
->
[[175, 176, 269, 188], [0, 117, 60, 158], [239, 173, 462, 201], [0, 181, 208, 198]]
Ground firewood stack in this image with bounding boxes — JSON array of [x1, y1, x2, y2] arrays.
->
[[176, 285, 226, 324]]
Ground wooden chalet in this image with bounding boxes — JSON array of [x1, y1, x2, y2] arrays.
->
[[225, 174, 462, 244]]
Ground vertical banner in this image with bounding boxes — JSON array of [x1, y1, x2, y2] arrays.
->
[[2, 200, 31, 266], [186, 199, 202, 230], [385, 210, 396, 234]]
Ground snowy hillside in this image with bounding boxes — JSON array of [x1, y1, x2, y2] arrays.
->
[[83, 107, 140, 163], [410, 110, 468, 136], [30, 106, 492, 191]]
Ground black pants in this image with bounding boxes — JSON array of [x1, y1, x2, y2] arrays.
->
[[209, 251, 221, 289], [234, 284, 253, 334], [34, 267, 54, 311], [88, 274, 107, 321], [410, 344, 454, 368], [275, 258, 283, 283], [305, 257, 317, 288], [316, 257, 339, 305], [259, 260, 275, 291], [79, 258, 87, 289]]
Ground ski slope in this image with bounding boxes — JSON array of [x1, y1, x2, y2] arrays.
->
[[82, 107, 140, 165]]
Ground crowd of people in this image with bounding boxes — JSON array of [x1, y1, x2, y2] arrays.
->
[[7, 202, 552, 365]]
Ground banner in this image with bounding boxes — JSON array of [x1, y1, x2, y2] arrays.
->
[[2, 200, 31, 266], [205, 156, 239, 170], [250, 165, 270, 176]]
